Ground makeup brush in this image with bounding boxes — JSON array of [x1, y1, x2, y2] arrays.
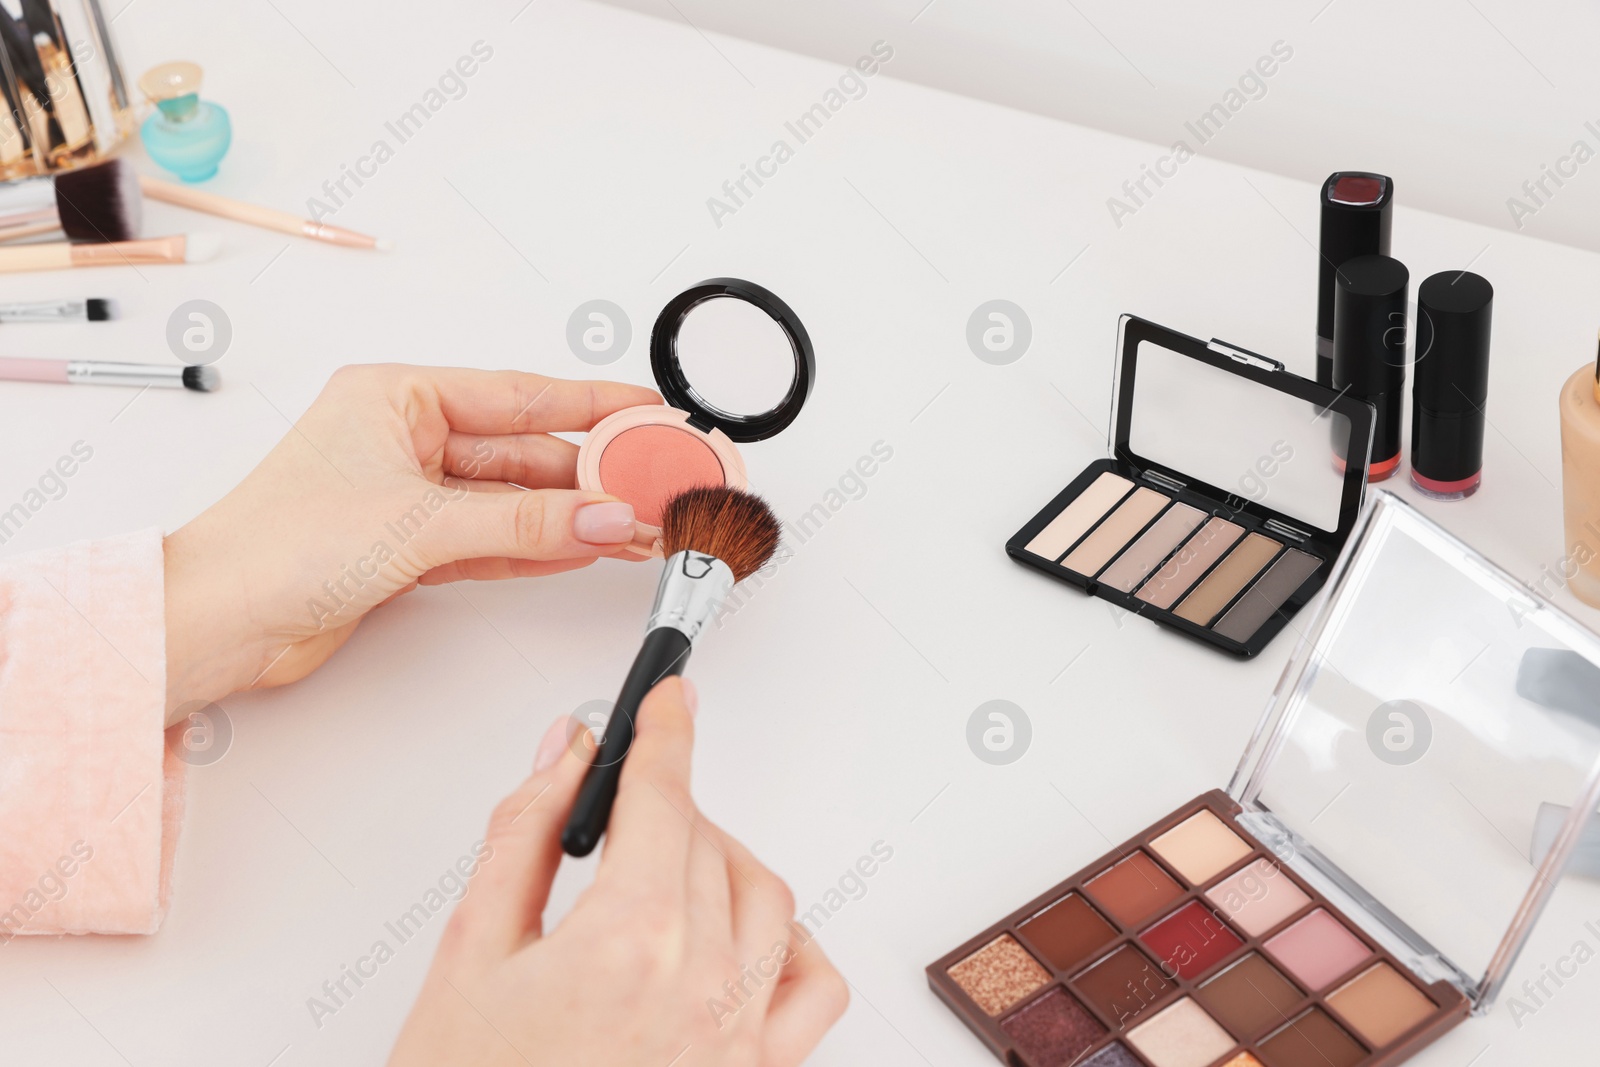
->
[[0, 158, 142, 243], [0, 357, 219, 391], [0, 298, 115, 322], [139, 177, 391, 251], [0, 233, 221, 272], [562, 486, 782, 857]]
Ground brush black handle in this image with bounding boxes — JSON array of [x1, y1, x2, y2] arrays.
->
[[561, 626, 693, 857]]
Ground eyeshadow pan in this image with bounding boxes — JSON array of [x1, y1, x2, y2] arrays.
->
[[1026, 471, 1135, 561], [1196, 954, 1302, 1039], [1265, 910, 1371, 992], [1062, 488, 1170, 576], [1220, 1055, 1265, 1067], [1204, 857, 1311, 937], [1135, 516, 1245, 609], [1000, 987, 1107, 1067], [1258, 1008, 1366, 1067], [1140, 901, 1243, 980], [1149, 809, 1253, 885], [1084, 851, 1184, 927], [1018, 894, 1118, 974], [1212, 549, 1323, 643], [1072, 944, 1172, 1028], [1081, 1043, 1144, 1067], [1098, 502, 1208, 593], [1327, 962, 1437, 1047], [948, 934, 1052, 1016], [1126, 997, 1236, 1067], [1173, 532, 1282, 626]]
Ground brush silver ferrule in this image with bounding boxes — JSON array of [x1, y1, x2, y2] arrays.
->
[[66, 361, 186, 388], [645, 550, 734, 643], [0, 299, 86, 323]]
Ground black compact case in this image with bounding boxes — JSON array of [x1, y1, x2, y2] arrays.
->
[[1008, 316, 1375, 657]]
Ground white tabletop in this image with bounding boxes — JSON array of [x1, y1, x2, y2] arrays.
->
[[1, 1, 1595, 1063]]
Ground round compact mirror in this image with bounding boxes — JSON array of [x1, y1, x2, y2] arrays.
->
[[652, 279, 814, 442]]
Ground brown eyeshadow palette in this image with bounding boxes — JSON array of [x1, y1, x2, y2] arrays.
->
[[927, 791, 1467, 1067], [1007, 316, 1374, 658]]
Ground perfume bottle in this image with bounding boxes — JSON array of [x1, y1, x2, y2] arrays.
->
[[138, 61, 230, 181], [1561, 338, 1600, 608]]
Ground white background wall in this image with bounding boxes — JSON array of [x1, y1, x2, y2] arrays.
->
[[598, 0, 1600, 253]]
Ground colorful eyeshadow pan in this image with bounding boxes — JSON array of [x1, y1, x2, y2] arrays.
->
[[1074, 944, 1172, 1028], [1265, 910, 1371, 992], [1258, 1009, 1366, 1067], [1140, 901, 1243, 980], [1062, 488, 1170, 576], [1150, 809, 1253, 885], [1126, 998, 1236, 1067], [1174, 533, 1283, 626], [1136, 515, 1244, 608], [1205, 858, 1311, 937], [1019, 894, 1117, 973], [1085, 851, 1184, 927], [1196, 954, 1302, 1039], [1025, 472, 1134, 560], [948, 934, 1052, 1016], [928, 794, 1465, 1067], [1000, 988, 1107, 1067], [1327, 963, 1437, 1046], [1099, 501, 1207, 592]]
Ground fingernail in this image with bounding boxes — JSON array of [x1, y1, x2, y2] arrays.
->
[[574, 501, 635, 544], [533, 716, 571, 772], [681, 678, 698, 718]]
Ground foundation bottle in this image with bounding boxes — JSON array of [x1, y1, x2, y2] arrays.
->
[[1560, 339, 1600, 607]]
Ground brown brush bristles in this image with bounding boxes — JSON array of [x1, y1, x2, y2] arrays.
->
[[660, 486, 781, 582], [53, 158, 142, 243]]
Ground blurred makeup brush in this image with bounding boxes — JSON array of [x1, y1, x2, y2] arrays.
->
[[0, 232, 221, 272], [0, 297, 115, 322], [139, 177, 391, 251], [0, 158, 142, 243], [562, 486, 782, 857], [0, 357, 219, 391]]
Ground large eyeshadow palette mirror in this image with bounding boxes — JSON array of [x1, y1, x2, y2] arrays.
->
[[938, 494, 1600, 1067], [1008, 316, 1375, 656]]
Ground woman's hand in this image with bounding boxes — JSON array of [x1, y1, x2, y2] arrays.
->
[[390, 678, 849, 1066], [163, 364, 661, 725]]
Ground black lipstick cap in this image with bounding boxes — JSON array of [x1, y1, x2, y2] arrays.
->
[[1318, 172, 1393, 387], [1411, 270, 1493, 497], [1333, 254, 1408, 479]]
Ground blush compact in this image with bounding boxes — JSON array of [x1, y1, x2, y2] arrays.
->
[[576, 278, 814, 555]]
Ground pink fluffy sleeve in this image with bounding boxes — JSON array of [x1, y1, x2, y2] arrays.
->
[[0, 528, 184, 939]]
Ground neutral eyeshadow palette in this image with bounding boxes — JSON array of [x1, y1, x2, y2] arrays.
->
[[1008, 316, 1375, 657], [928, 791, 1466, 1067]]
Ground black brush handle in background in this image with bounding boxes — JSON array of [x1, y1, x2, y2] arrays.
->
[[561, 626, 693, 857]]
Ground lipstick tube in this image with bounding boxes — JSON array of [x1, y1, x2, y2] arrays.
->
[[1333, 254, 1409, 481], [1317, 172, 1393, 387], [1411, 271, 1493, 499]]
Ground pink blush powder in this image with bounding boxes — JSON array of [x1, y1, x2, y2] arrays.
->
[[597, 424, 725, 525]]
